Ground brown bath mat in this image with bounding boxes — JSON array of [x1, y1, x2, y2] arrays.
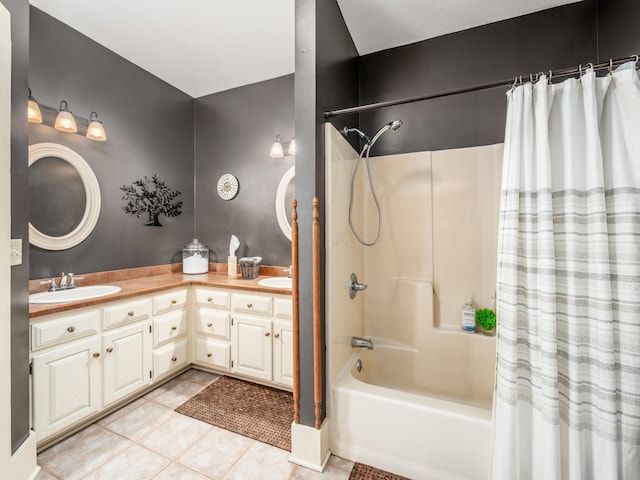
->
[[175, 376, 293, 451], [349, 463, 409, 480]]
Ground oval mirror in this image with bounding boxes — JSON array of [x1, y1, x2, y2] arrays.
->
[[275, 166, 295, 241], [28, 143, 101, 250]]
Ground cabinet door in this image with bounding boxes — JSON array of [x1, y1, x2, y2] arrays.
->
[[232, 315, 272, 381], [195, 337, 230, 370], [102, 322, 152, 407], [273, 320, 294, 388], [32, 337, 101, 441]]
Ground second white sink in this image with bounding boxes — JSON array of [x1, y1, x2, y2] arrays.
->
[[257, 277, 292, 289], [29, 285, 122, 304]]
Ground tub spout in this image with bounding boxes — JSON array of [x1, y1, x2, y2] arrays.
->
[[351, 336, 374, 350]]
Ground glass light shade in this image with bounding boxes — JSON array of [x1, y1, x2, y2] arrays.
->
[[86, 112, 107, 142], [270, 135, 284, 158], [54, 102, 77, 133], [288, 138, 296, 156], [28, 99, 42, 123]]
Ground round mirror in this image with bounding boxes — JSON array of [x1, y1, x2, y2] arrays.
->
[[28, 143, 101, 250], [275, 166, 295, 240]]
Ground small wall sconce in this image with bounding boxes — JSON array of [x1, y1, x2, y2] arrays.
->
[[27, 89, 43, 124], [54, 100, 77, 133], [270, 134, 295, 158], [28, 90, 108, 142]]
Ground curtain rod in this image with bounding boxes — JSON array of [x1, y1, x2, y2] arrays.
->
[[323, 55, 639, 119]]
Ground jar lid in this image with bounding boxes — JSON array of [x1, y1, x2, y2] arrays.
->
[[184, 238, 207, 250]]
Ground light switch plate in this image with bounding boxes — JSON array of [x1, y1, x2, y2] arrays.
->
[[10, 238, 22, 266]]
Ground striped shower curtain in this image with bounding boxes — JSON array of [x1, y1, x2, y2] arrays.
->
[[491, 63, 640, 479]]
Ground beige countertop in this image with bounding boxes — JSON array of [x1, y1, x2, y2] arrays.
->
[[29, 266, 291, 318]]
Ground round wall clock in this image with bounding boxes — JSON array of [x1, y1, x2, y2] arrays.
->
[[217, 173, 239, 200]]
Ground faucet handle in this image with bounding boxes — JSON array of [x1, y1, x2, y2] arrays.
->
[[40, 279, 57, 292], [59, 272, 68, 288]]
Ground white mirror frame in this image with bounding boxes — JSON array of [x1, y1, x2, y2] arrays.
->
[[28, 143, 101, 251], [275, 166, 295, 241]]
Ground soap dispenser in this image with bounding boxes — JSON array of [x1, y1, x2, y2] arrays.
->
[[461, 297, 477, 333], [182, 238, 209, 274]]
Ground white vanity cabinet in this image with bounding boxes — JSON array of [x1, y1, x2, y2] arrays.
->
[[232, 314, 273, 381], [193, 287, 232, 371], [152, 288, 189, 380], [30, 283, 291, 445], [30, 307, 103, 441]]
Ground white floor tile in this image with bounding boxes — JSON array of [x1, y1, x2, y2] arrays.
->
[[140, 411, 212, 459], [223, 441, 294, 480], [153, 462, 212, 480], [151, 380, 205, 409], [38, 424, 132, 480], [101, 401, 173, 440], [177, 426, 253, 478], [83, 444, 170, 480]]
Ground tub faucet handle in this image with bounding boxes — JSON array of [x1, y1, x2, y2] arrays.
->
[[349, 273, 367, 299]]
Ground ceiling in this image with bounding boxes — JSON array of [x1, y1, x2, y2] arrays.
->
[[29, 0, 581, 98]]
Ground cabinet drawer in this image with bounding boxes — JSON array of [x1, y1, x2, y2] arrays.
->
[[194, 288, 230, 309], [195, 338, 230, 370], [32, 309, 100, 351], [195, 308, 230, 340], [274, 297, 292, 320], [153, 339, 189, 380], [153, 310, 188, 347], [103, 297, 152, 330], [232, 293, 273, 316], [152, 289, 188, 315]]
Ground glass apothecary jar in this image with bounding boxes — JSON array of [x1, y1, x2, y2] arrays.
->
[[182, 238, 209, 274]]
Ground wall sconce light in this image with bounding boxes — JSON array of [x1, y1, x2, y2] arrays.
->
[[28, 90, 107, 142], [28, 89, 43, 124], [86, 111, 107, 142], [54, 100, 78, 133], [270, 134, 295, 158]]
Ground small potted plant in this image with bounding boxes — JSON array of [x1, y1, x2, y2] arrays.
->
[[121, 174, 182, 226], [475, 308, 496, 336]]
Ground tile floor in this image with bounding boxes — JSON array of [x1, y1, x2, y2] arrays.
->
[[35, 369, 354, 480]]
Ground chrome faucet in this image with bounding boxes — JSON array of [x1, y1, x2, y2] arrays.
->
[[351, 336, 374, 350]]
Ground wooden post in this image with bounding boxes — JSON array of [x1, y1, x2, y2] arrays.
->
[[312, 197, 322, 429], [291, 198, 300, 424]]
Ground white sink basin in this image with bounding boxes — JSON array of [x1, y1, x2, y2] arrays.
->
[[29, 285, 122, 304], [257, 277, 292, 289]]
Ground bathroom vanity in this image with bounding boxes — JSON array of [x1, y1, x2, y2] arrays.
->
[[28, 270, 292, 448]]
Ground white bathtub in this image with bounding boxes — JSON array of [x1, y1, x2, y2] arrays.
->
[[331, 347, 494, 480]]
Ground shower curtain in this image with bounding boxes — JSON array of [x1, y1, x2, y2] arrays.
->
[[491, 63, 640, 480]]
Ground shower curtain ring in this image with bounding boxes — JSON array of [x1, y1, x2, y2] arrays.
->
[[578, 64, 583, 76], [631, 55, 639, 65], [510, 76, 518, 90], [529, 73, 534, 83], [609, 58, 614, 75], [548, 70, 553, 84], [586, 62, 594, 72]]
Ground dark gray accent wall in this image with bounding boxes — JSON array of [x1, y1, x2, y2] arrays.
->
[[295, 0, 359, 426], [28, 7, 194, 279], [3, 0, 31, 454], [598, 0, 640, 60], [194, 74, 294, 267], [357, 0, 599, 156]]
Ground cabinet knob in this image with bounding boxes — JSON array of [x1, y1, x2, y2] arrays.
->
[[171, 299, 177, 305], [93, 352, 100, 358], [171, 326, 177, 331], [207, 323, 213, 327], [265, 332, 270, 337], [127, 311, 134, 317], [67, 326, 76, 333], [207, 353, 213, 358], [207, 297, 213, 302], [171, 356, 177, 362], [106, 347, 113, 353], [247, 303, 253, 308], [274, 333, 280, 339]]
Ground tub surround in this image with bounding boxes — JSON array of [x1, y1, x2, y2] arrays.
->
[[29, 263, 291, 318]]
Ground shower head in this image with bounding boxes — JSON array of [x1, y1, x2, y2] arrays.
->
[[369, 119, 403, 148]]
